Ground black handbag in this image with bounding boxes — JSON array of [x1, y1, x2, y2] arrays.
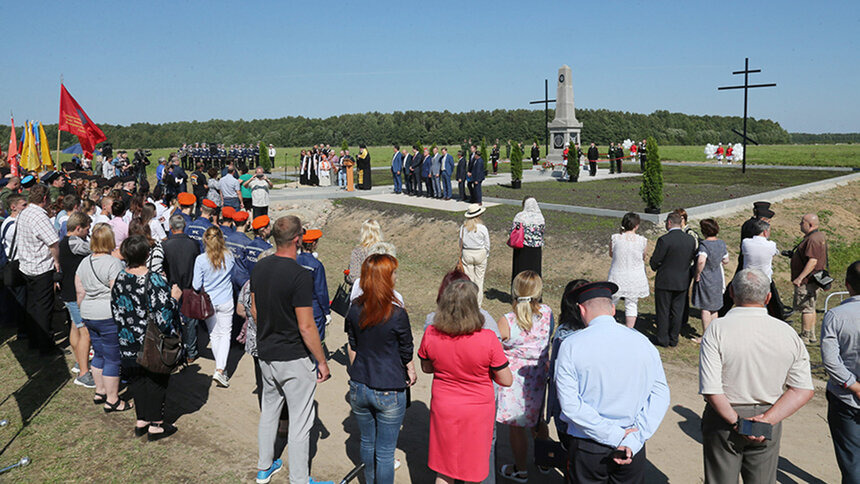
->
[[136, 271, 183, 374], [2, 224, 25, 287], [534, 438, 568, 469], [330, 272, 352, 317]]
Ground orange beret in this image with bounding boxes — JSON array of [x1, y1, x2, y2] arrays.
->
[[303, 229, 322, 242], [221, 206, 236, 219], [232, 211, 249, 222], [177, 192, 196, 206], [252, 215, 270, 230], [202, 199, 217, 209]]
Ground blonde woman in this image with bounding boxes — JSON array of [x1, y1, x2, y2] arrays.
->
[[347, 219, 383, 284], [495, 270, 553, 482], [460, 204, 490, 306], [192, 226, 235, 387]]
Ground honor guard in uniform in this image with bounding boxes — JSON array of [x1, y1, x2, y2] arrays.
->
[[296, 229, 331, 341], [245, 215, 273, 272], [218, 145, 227, 171], [225, 210, 251, 289], [638, 139, 647, 171], [185, 198, 218, 251], [491, 143, 500, 174], [608, 142, 616, 174]]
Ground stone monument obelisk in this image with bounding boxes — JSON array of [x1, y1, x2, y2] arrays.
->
[[547, 65, 583, 162]]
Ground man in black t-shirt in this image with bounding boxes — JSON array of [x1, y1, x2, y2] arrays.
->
[[251, 215, 330, 483]]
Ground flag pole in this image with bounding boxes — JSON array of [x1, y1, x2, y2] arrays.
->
[[56, 75, 63, 165]]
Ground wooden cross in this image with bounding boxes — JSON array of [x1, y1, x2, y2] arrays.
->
[[529, 79, 556, 159], [718, 57, 776, 173]]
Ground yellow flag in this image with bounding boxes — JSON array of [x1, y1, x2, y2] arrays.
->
[[38, 122, 53, 169], [20, 122, 41, 171]]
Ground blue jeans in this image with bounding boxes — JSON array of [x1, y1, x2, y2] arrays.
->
[[223, 197, 240, 210], [349, 380, 407, 484], [64, 301, 84, 329], [338, 169, 347, 187], [827, 391, 860, 483], [180, 314, 199, 360], [83, 318, 121, 377], [440, 172, 452, 199]]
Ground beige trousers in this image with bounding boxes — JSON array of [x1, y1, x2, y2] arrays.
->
[[461, 248, 488, 306]]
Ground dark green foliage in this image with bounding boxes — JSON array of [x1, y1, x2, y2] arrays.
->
[[567, 140, 580, 181], [259, 142, 271, 172], [0, 109, 792, 150], [789, 132, 860, 144], [510, 142, 523, 181], [341, 139, 349, 152], [505, 140, 511, 159], [416, 140, 423, 153], [639, 136, 663, 209], [480, 138, 489, 164]]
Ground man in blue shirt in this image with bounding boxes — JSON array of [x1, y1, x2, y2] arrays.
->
[[296, 229, 331, 342], [246, 215, 273, 273], [555, 282, 670, 483], [155, 157, 167, 188], [439, 147, 454, 200], [186, 199, 217, 251]]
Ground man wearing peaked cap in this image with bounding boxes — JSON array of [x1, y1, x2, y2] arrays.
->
[[297, 228, 330, 341], [554, 281, 670, 484]]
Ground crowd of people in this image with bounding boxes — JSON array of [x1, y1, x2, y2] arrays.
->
[[0, 154, 857, 484]]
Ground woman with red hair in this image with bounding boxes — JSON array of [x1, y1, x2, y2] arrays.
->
[[345, 254, 416, 484]]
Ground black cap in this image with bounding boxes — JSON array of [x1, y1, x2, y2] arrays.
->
[[567, 281, 618, 304], [69, 172, 84, 180], [752, 201, 771, 215], [21, 175, 36, 188], [759, 208, 775, 219], [97, 178, 113, 188], [42, 171, 59, 184], [61, 162, 75, 172]]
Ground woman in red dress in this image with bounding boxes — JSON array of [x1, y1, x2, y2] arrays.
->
[[418, 280, 513, 483]]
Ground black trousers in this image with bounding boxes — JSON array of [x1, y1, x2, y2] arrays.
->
[[655, 288, 686, 346], [458, 179, 467, 201], [720, 280, 786, 320], [253, 206, 269, 219], [566, 437, 646, 484], [588, 161, 597, 176], [615, 160, 622, 173], [24, 271, 57, 351], [424, 177, 434, 197], [130, 367, 170, 422], [471, 181, 483, 204]]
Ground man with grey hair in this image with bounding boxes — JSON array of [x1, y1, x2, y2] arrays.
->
[[699, 268, 814, 484], [739, 218, 786, 320], [162, 213, 201, 362]]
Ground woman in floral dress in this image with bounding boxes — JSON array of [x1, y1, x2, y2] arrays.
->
[[510, 197, 545, 282], [495, 270, 554, 482]]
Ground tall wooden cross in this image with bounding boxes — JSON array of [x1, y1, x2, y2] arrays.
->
[[529, 79, 555, 159], [718, 57, 776, 173]]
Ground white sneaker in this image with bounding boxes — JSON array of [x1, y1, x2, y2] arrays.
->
[[212, 371, 230, 388], [71, 362, 80, 374]]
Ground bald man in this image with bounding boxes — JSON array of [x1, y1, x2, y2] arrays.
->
[[790, 214, 828, 344]]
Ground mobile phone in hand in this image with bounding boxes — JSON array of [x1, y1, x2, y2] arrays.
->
[[737, 418, 773, 440], [612, 449, 628, 460]]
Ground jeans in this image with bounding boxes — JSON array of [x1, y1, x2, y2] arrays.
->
[[83, 318, 121, 377], [64, 301, 84, 329], [349, 380, 407, 484], [180, 314, 199, 360], [338, 169, 347, 187], [440, 172, 452, 198], [253, 206, 269, 219], [205, 302, 234, 371], [827, 391, 860, 483], [222, 197, 240, 210]]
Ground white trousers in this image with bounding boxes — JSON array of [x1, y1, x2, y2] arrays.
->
[[205, 301, 234, 371]]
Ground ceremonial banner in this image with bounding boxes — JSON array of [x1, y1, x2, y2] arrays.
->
[[20, 121, 40, 171], [38, 122, 53, 169], [6, 116, 18, 176], [58, 84, 105, 156]]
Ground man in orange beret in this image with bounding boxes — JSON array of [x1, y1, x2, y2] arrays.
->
[[246, 215, 273, 272], [186, 199, 218, 251], [173, 192, 196, 228], [297, 229, 330, 342], [219, 206, 237, 238], [226, 210, 252, 288]]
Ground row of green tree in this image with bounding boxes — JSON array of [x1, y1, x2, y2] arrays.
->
[[1, 108, 792, 150], [788, 132, 860, 144]]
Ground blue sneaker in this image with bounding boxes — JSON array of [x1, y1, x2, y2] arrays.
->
[[309, 479, 334, 484], [256, 459, 282, 484]]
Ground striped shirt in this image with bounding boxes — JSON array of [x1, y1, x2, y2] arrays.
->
[[17, 204, 59, 276]]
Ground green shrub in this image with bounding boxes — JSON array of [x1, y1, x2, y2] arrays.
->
[[480, 138, 489, 164], [510, 142, 523, 181], [639, 136, 663, 210], [567, 140, 580, 181], [341, 139, 349, 152], [416, 140, 423, 153], [259, 142, 272, 172]]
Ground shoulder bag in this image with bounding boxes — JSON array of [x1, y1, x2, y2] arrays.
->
[[137, 270, 184, 374], [330, 270, 352, 318], [810, 240, 833, 290], [507, 222, 525, 249], [2, 223, 25, 287]]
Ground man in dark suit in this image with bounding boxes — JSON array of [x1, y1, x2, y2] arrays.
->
[[587, 142, 599, 176], [649, 212, 697, 347], [402, 148, 414, 195], [467, 144, 486, 205], [455, 150, 469, 201], [409, 146, 423, 197], [531, 141, 540, 165]]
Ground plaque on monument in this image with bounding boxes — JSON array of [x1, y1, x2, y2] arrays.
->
[[547, 65, 583, 163]]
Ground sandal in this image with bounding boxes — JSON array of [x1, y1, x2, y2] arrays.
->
[[104, 399, 133, 413], [147, 423, 178, 442], [500, 464, 528, 483], [93, 393, 107, 405], [134, 425, 150, 437]]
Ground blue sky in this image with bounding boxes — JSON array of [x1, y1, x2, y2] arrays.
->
[[4, 0, 858, 133]]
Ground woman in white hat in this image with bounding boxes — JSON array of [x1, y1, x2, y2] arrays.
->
[[460, 204, 490, 306]]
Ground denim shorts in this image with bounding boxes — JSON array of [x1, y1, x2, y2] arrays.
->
[[64, 301, 84, 329]]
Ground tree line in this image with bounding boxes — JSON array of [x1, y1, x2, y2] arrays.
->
[[788, 132, 860, 144], [1, 108, 795, 150]]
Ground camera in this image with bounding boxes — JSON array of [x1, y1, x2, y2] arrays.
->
[[781, 250, 794, 258]]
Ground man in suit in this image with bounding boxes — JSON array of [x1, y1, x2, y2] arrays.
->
[[402, 148, 413, 195], [409, 146, 423, 197], [439, 147, 454, 200], [421, 148, 433, 198], [608, 142, 616, 174], [587, 142, 600, 177], [390, 145, 403, 194], [430, 146, 442, 199], [531, 141, 540, 166], [649, 212, 697, 347], [468, 144, 486, 205], [455, 150, 469, 201]]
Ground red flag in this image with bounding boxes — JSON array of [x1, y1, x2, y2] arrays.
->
[[7, 116, 18, 176], [58, 84, 106, 156]]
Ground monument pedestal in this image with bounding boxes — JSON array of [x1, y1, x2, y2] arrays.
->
[[546, 65, 583, 163], [547, 126, 582, 162]]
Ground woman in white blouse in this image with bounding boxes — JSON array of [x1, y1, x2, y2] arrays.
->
[[607, 212, 650, 328], [460, 204, 491, 306]]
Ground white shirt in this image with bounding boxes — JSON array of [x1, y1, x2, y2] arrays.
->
[[741, 235, 779, 281], [2, 216, 16, 258], [350, 277, 405, 306], [460, 224, 490, 252], [268, 147, 276, 158], [103, 160, 114, 179], [149, 218, 168, 241], [248, 178, 270, 207]]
